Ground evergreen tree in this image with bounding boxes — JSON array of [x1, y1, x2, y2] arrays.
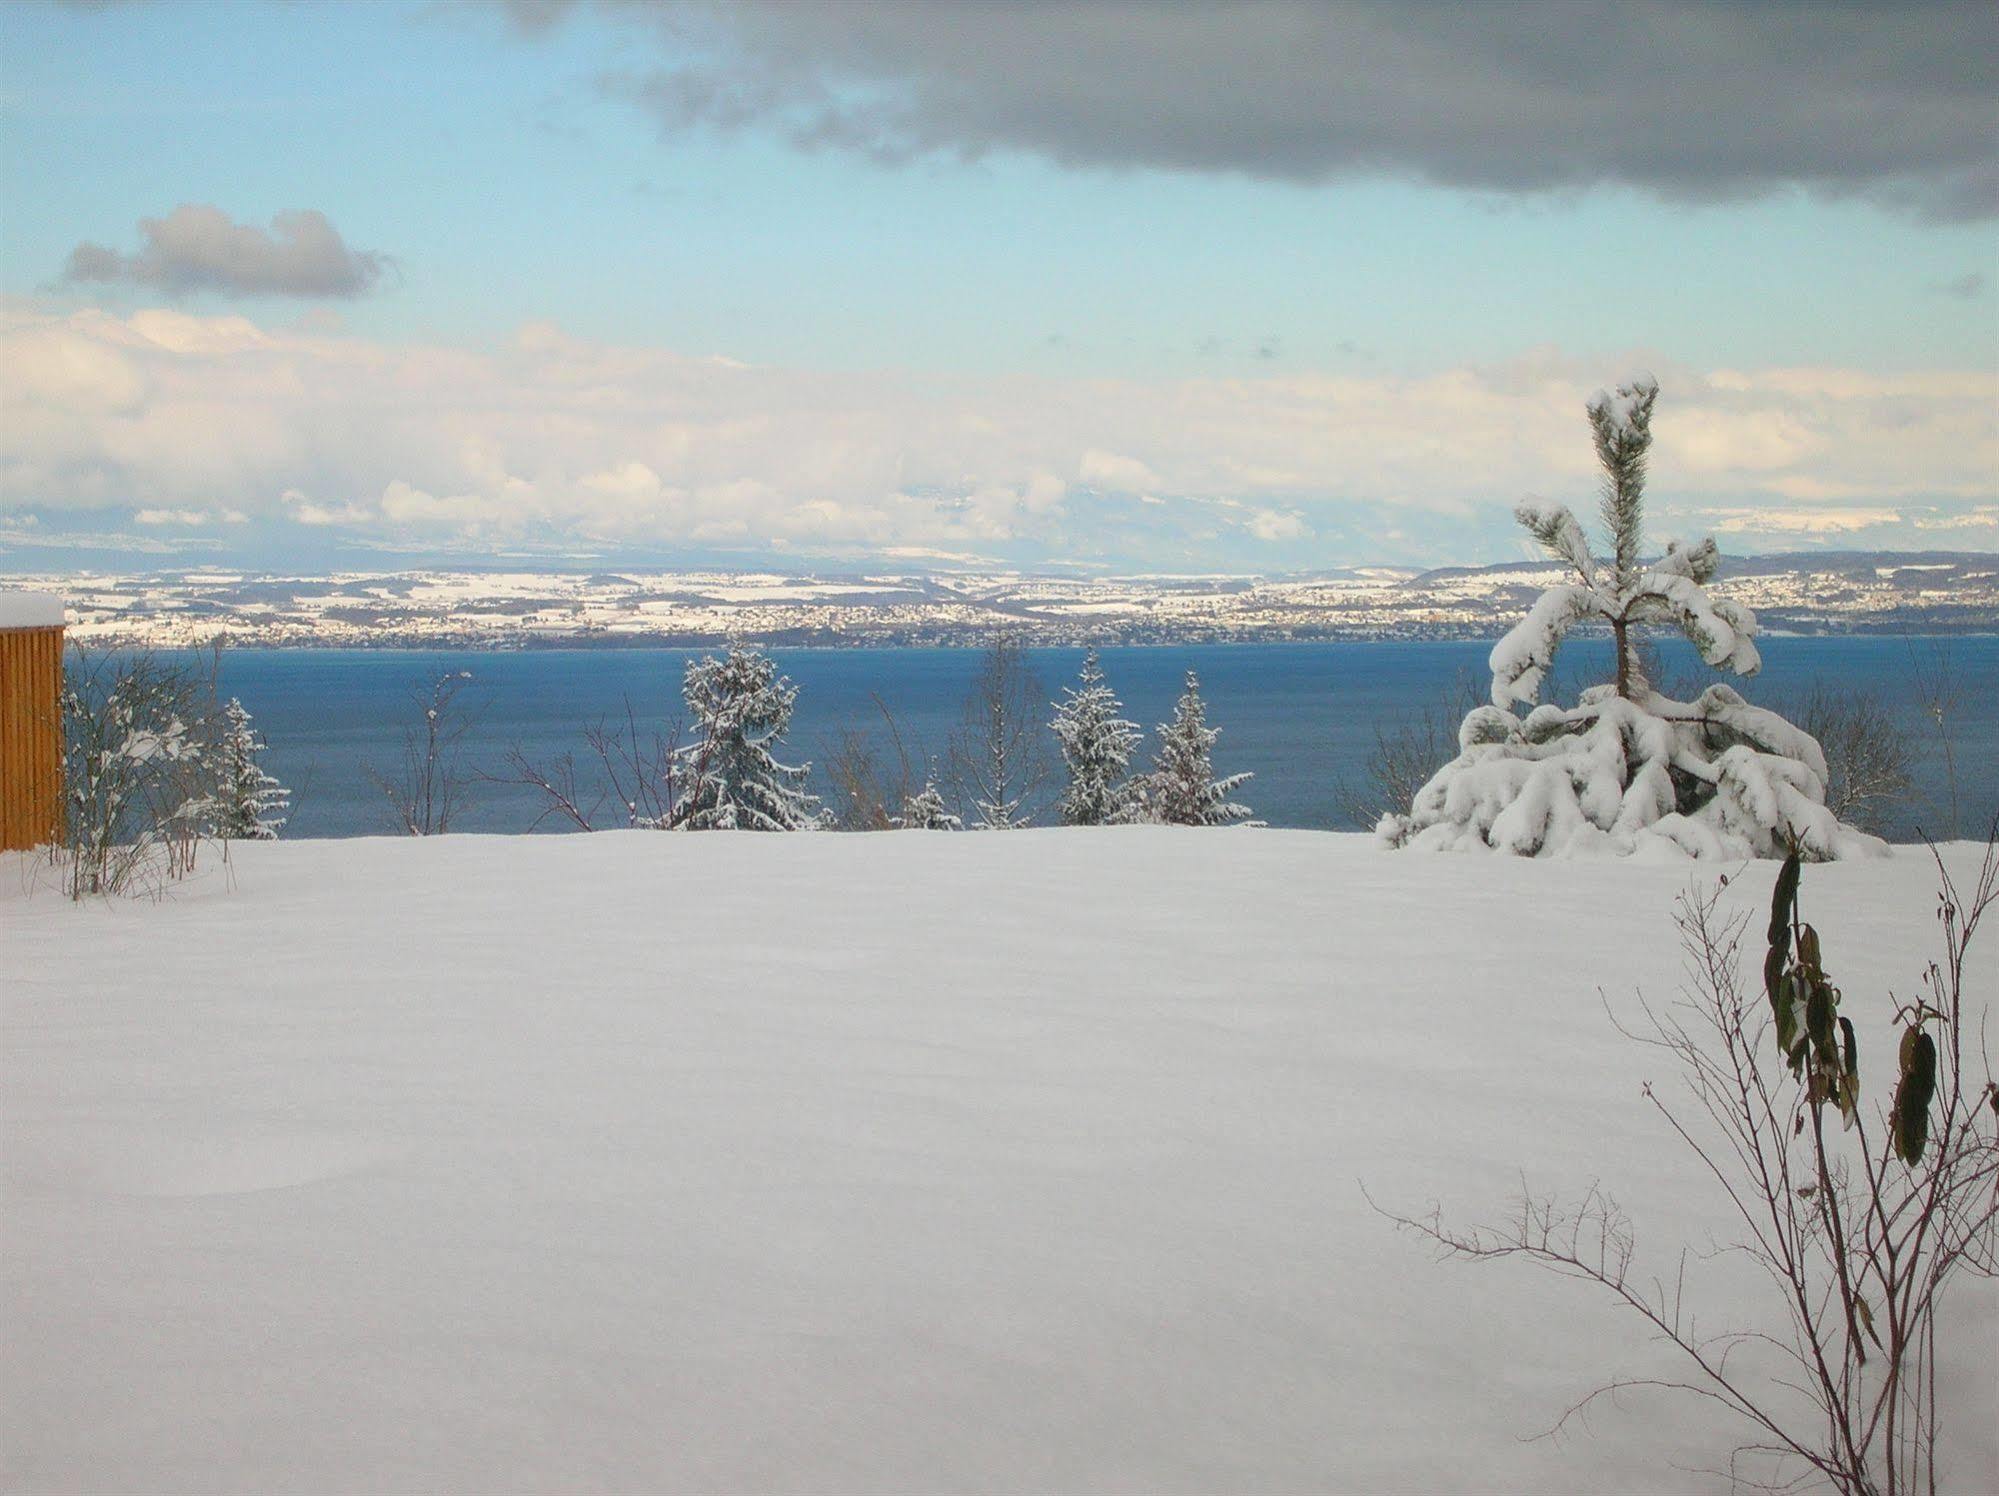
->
[[1381, 379, 1883, 860], [1051, 649, 1140, 826], [1491, 375, 1758, 707], [1144, 671, 1254, 826], [894, 777, 961, 831], [212, 697, 288, 840], [669, 645, 819, 831]]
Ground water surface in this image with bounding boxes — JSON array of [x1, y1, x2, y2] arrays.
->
[[212, 637, 1996, 840]]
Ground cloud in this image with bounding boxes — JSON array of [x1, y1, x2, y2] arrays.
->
[[1928, 271, 1987, 299], [3, 305, 1993, 566], [379, 480, 496, 531], [133, 507, 248, 526], [517, 0, 1998, 219], [282, 487, 379, 528], [1247, 509, 1310, 543], [61, 205, 388, 298], [1914, 505, 1998, 531], [1078, 450, 1160, 492], [882, 544, 995, 564], [1703, 506, 1906, 537], [0, 523, 210, 556]]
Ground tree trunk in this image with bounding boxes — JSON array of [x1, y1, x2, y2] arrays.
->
[[1613, 616, 1632, 699]]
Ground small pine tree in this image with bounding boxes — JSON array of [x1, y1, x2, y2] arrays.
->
[[669, 645, 819, 831], [894, 778, 961, 830], [1490, 375, 1759, 707], [1381, 378, 1883, 860], [1143, 671, 1254, 827], [1051, 649, 1141, 826], [212, 697, 288, 840]]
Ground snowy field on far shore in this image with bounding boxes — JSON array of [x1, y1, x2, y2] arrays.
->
[[4, 831, 1995, 1494]]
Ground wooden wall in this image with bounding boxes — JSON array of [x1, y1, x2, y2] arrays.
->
[[0, 626, 63, 851]]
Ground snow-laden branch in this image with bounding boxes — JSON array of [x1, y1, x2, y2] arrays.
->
[[1488, 584, 1600, 708], [1514, 500, 1597, 586], [1382, 686, 1884, 861], [1634, 571, 1762, 679]]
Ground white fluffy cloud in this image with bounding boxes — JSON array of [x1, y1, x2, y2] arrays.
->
[[3, 303, 1993, 565], [1247, 509, 1310, 543], [1078, 449, 1161, 492]]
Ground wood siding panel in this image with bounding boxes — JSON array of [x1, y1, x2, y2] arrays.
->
[[0, 626, 64, 851]]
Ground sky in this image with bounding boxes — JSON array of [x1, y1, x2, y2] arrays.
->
[[1, 0, 1994, 574]]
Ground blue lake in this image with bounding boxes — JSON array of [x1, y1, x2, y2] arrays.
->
[[211, 637, 1996, 840]]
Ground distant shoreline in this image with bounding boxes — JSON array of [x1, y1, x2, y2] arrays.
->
[[46, 623, 1999, 652], [20, 550, 1996, 650]]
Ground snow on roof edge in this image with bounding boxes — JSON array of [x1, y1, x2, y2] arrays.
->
[[0, 592, 66, 629]]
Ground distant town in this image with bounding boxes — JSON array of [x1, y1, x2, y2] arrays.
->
[[12, 551, 1996, 650]]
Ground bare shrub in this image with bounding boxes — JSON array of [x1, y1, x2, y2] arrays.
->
[[822, 693, 922, 832], [1906, 640, 1962, 840], [369, 670, 475, 835], [948, 636, 1051, 829], [1376, 839, 1999, 1493], [485, 700, 682, 831], [1334, 672, 1482, 830], [1792, 682, 1913, 833]]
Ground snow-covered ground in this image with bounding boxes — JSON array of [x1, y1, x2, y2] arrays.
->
[[3, 832, 1994, 1493]]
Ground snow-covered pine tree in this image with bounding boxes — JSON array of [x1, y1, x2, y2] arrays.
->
[[1143, 671, 1254, 827], [1051, 649, 1141, 826], [894, 777, 961, 830], [1491, 377, 1762, 708], [1380, 378, 1884, 861], [668, 645, 819, 831], [211, 697, 289, 839]]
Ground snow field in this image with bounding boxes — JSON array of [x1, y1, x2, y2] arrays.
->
[[3, 830, 1994, 1493]]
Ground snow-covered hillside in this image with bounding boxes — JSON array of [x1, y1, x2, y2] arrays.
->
[[3, 832, 1993, 1493]]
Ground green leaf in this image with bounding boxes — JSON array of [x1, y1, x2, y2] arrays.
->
[[1774, 971, 1807, 1056], [1768, 853, 1801, 949], [1837, 1017, 1860, 1124], [1797, 923, 1821, 974], [1806, 980, 1837, 1070], [1892, 1028, 1938, 1165]]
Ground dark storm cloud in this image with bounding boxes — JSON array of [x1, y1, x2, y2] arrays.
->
[[509, 0, 1997, 218], [62, 206, 388, 299]]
